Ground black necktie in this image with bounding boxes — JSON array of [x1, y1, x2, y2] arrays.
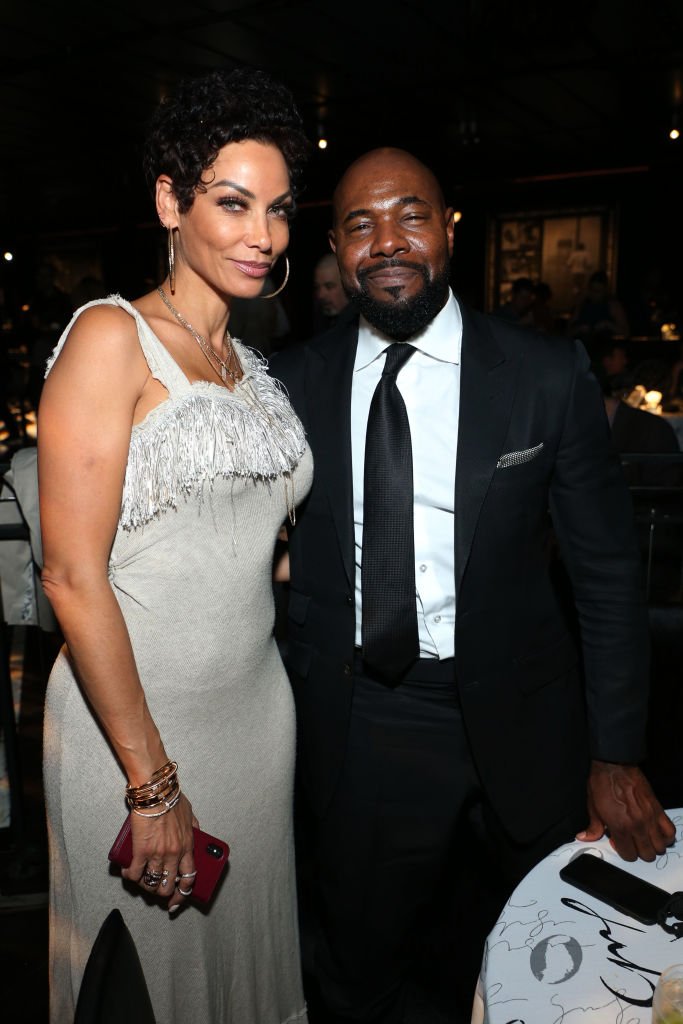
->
[[361, 343, 419, 682]]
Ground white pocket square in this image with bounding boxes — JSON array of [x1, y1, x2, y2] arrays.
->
[[496, 442, 544, 470]]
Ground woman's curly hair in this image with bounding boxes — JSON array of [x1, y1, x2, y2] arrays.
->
[[144, 67, 310, 212]]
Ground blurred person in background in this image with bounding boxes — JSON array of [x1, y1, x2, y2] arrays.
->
[[313, 251, 350, 332], [494, 276, 535, 326], [571, 270, 630, 340]]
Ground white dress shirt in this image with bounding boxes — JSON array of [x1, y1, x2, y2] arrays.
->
[[351, 290, 462, 659]]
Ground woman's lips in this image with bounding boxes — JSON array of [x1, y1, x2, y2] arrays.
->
[[232, 261, 272, 278]]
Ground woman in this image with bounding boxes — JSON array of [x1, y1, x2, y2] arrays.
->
[[39, 68, 312, 1024]]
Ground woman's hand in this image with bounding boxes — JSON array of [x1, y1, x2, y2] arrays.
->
[[123, 793, 198, 912]]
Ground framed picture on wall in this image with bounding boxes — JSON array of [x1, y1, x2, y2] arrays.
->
[[486, 207, 617, 316]]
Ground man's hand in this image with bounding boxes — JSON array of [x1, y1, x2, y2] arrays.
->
[[576, 760, 676, 862]]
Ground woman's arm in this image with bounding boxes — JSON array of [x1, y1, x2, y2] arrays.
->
[[273, 524, 290, 582], [39, 305, 195, 909]]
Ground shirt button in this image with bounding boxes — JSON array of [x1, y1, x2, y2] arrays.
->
[[343, 663, 352, 677], [433, 615, 441, 623], [419, 564, 427, 573], [346, 595, 353, 606]]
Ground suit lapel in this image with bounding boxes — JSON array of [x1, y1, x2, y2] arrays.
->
[[307, 319, 358, 589], [455, 306, 520, 596]]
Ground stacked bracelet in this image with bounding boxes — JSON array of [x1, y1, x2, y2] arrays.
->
[[126, 760, 181, 818]]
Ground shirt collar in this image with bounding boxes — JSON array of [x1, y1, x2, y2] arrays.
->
[[355, 289, 462, 372]]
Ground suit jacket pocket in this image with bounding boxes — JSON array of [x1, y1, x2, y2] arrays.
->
[[514, 635, 578, 694]]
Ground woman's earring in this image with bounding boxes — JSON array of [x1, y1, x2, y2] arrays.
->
[[167, 227, 176, 294], [261, 255, 289, 299]]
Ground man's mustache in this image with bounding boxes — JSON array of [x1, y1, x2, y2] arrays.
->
[[357, 259, 429, 284]]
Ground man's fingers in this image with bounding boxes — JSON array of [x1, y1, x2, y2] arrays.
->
[[610, 802, 669, 862], [576, 804, 605, 842], [658, 810, 677, 846], [576, 823, 605, 841], [608, 828, 638, 862], [645, 812, 676, 858]]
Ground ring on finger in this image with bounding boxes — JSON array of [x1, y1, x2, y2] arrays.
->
[[177, 885, 193, 897], [160, 870, 171, 888], [176, 870, 197, 881], [143, 869, 163, 887]]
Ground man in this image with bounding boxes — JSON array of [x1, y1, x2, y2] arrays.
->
[[493, 275, 535, 325], [570, 269, 630, 340], [313, 252, 350, 330], [271, 148, 673, 1024]]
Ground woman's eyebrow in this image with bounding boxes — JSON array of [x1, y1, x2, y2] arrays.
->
[[208, 181, 293, 205], [209, 179, 255, 198]]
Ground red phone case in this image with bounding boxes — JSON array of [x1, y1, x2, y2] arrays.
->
[[108, 816, 230, 903]]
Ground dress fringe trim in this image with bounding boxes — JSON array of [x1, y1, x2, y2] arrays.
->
[[121, 357, 306, 531]]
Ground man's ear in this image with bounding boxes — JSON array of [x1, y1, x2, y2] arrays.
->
[[156, 175, 178, 228], [328, 228, 337, 254], [444, 207, 455, 258]]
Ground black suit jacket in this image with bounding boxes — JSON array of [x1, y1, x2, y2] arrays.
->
[[271, 304, 649, 844]]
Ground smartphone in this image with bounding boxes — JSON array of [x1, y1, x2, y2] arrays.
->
[[108, 815, 230, 904], [559, 852, 669, 925]]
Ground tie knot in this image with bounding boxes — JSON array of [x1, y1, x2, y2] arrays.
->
[[382, 343, 415, 379]]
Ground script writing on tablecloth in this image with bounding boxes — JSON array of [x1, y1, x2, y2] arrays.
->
[[558, 899, 659, 1003], [479, 813, 683, 1024]]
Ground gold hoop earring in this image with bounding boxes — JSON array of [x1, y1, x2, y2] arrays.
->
[[261, 255, 289, 299], [167, 227, 176, 294]]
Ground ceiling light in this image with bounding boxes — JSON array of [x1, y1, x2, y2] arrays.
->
[[453, 211, 463, 223], [318, 137, 328, 150], [3, 251, 13, 261], [670, 128, 680, 140]]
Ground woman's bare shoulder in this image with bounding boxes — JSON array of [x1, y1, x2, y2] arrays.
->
[[67, 302, 140, 345], [51, 302, 147, 376]]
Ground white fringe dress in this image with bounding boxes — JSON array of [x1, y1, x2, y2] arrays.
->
[[43, 296, 312, 1024]]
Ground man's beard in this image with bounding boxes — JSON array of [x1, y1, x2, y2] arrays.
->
[[348, 259, 450, 341]]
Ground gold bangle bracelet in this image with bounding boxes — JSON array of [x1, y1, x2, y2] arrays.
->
[[125, 761, 178, 799], [130, 792, 182, 818], [127, 780, 179, 806], [127, 782, 180, 812]]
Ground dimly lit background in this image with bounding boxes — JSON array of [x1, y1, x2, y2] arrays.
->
[[2, 8, 683, 1020], [1, 0, 682, 337]]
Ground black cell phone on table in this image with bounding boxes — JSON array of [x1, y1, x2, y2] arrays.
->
[[559, 852, 670, 925]]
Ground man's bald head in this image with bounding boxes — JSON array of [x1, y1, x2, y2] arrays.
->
[[332, 148, 447, 227], [328, 147, 453, 341]]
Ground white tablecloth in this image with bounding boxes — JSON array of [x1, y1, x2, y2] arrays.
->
[[474, 810, 683, 1024]]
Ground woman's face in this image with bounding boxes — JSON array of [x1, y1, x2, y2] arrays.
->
[[169, 139, 293, 298]]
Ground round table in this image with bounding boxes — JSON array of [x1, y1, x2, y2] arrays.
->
[[473, 810, 683, 1024]]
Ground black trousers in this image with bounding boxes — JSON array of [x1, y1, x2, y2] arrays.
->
[[305, 656, 586, 1024]]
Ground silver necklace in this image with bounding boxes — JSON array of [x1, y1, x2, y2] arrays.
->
[[157, 287, 297, 525], [157, 286, 240, 386]]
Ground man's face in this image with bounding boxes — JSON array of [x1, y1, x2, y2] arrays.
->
[[603, 346, 628, 376], [313, 261, 348, 316], [329, 150, 454, 340], [513, 287, 535, 315]]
